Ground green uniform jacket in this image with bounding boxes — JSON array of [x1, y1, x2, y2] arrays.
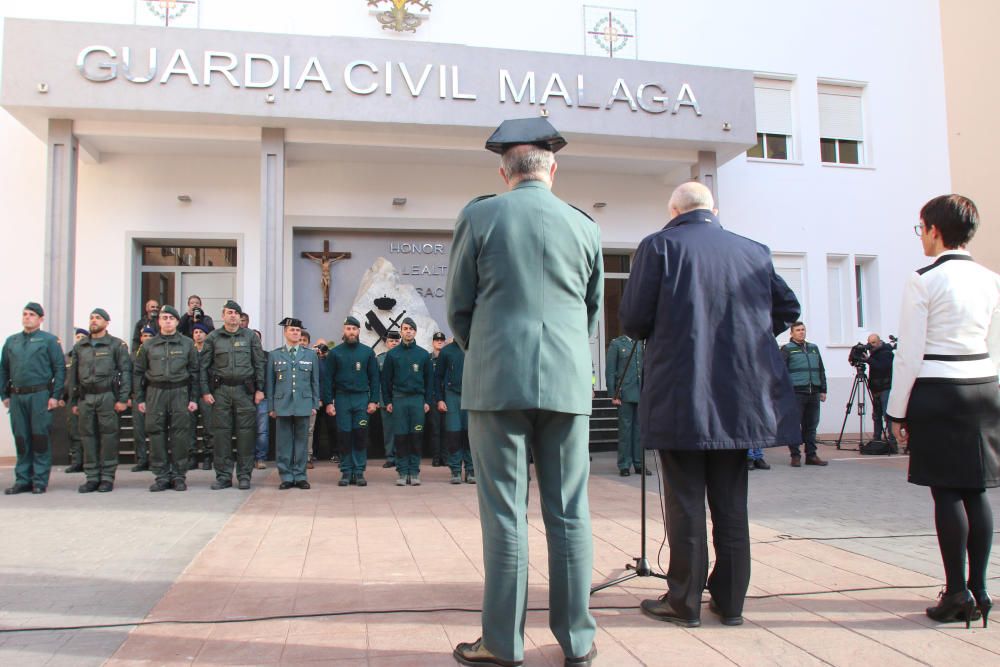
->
[[133, 333, 200, 403], [266, 346, 321, 417], [0, 329, 65, 400], [780, 341, 827, 393], [322, 341, 380, 404], [68, 334, 132, 405], [199, 326, 266, 395], [381, 340, 433, 404], [446, 179, 603, 414], [604, 335, 642, 404], [434, 341, 464, 401]]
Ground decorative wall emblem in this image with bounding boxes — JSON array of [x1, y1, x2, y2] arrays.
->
[[367, 0, 432, 33], [135, 0, 200, 28], [583, 6, 638, 59]]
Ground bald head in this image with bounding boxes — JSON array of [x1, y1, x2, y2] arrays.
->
[[669, 182, 715, 217]]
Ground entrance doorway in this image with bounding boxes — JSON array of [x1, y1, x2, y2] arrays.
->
[[593, 253, 632, 391], [137, 244, 238, 320]]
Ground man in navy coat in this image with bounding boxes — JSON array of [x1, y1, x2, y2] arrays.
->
[[620, 182, 800, 627]]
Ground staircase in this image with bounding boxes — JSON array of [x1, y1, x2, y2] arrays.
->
[[589, 391, 619, 452]]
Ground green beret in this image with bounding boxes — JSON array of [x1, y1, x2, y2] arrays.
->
[[401, 317, 417, 330], [24, 302, 44, 317], [160, 305, 181, 320], [91, 308, 110, 322], [344, 315, 361, 327], [223, 300, 242, 315]]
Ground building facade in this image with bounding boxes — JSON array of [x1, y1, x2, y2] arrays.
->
[[0, 0, 951, 458]]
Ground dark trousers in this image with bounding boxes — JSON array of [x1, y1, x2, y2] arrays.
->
[[658, 449, 751, 619], [789, 392, 820, 457], [872, 389, 895, 442]]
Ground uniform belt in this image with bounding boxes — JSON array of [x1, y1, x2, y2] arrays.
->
[[80, 383, 112, 396], [216, 376, 252, 386], [10, 383, 49, 395], [147, 380, 189, 390], [923, 352, 990, 361]]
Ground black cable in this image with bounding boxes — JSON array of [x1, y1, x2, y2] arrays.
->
[[754, 530, 1000, 545]]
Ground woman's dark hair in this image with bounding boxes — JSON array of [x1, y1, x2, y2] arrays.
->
[[920, 194, 979, 248]]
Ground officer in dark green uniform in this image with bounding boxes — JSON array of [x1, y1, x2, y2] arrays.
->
[[68, 308, 131, 493], [134, 305, 199, 492], [323, 316, 380, 487], [200, 301, 266, 491], [605, 334, 646, 477], [382, 318, 433, 486], [189, 323, 214, 470], [2, 303, 66, 494], [376, 331, 400, 468], [130, 326, 155, 471], [435, 338, 474, 484], [63, 328, 90, 473], [427, 332, 447, 466]]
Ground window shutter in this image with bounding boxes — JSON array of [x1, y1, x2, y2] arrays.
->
[[754, 86, 793, 136], [818, 88, 863, 141]]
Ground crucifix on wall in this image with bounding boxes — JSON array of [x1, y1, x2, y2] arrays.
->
[[301, 240, 351, 312]]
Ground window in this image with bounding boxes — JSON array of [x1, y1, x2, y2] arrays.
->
[[827, 254, 852, 343], [818, 83, 865, 165], [748, 78, 794, 161], [854, 255, 880, 331], [772, 253, 807, 343]]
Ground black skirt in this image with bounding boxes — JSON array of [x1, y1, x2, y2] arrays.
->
[[906, 378, 1000, 488]]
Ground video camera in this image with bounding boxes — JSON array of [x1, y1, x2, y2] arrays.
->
[[848, 343, 870, 368], [191, 307, 204, 322]]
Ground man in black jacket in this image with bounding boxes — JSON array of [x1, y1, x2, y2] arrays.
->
[[866, 333, 895, 448]]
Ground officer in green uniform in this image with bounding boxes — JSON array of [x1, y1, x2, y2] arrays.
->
[[1, 303, 66, 495], [435, 338, 474, 484], [266, 317, 320, 489], [448, 119, 601, 666], [381, 318, 433, 486], [63, 328, 89, 473], [134, 305, 199, 492], [129, 326, 155, 471], [605, 334, 647, 477], [189, 323, 214, 471], [427, 332, 447, 466], [376, 331, 400, 467], [68, 308, 131, 492], [200, 301, 266, 491], [323, 316, 380, 487]]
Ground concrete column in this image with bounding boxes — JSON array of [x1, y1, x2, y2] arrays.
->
[[43, 119, 79, 344], [260, 128, 285, 350], [690, 150, 718, 207]]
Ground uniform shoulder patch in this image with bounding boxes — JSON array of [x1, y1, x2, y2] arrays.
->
[[569, 204, 595, 223]]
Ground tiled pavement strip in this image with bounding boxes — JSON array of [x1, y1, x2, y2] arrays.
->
[[1, 442, 999, 666]]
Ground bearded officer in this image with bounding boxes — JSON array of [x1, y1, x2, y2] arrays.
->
[[323, 316, 379, 487], [68, 309, 131, 493], [1, 303, 66, 495], [381, 318, 433, 486], [201, 300, 266, 491], [605, 334, 646, 477], [448, 118, 601, 666], [134, 305, 199, 492]]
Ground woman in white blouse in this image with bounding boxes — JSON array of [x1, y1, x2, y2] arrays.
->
[[890, 194, 1000, 628]]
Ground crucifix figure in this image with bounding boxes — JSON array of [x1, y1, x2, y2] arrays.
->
[[301, 240, 351, 312]]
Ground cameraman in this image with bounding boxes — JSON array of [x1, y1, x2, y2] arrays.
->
[[866, 333, 895, 448], [179, 295, 215, 338]]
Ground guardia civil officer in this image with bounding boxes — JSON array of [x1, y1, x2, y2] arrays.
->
[[266, 317, 320, 489], [68, 308, 131, 492], [376, 331, 400, 467], [435, 337, 473, 484], [200, 301, 266, 491], [63, 327, 89, 473], [447, 118, 602, 666], [1, 303, 66, 495], [323, 316, 379, 487], [605, 334, 647, 477], [133, 305, 199, 492], [129, 326, 155, 471], [427, 331, 447, 466], [381, 318, 433, 486], [189, 323, 214, 470]]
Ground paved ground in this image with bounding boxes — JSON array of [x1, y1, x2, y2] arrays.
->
[[1, 442, 999, 666]]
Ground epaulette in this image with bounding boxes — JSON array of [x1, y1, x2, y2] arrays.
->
[[570, 204, 595, 223]]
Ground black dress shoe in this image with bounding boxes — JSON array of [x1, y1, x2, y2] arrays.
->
[[753, 459, 771, 470], [708, 598, 744, 626], [237, 479, 251, 490], [130, 462, 149, 472], [97, 480, 114, 493], [4, 484, 32, 495], [279, 481, 294, 490], [564, 643, 597, 666], [635, 466, 652, 476], [211, 479, 232, 490], [78, 480, 100, 493], [640, 594, 701, 627], [453, 638, 523, 666], [64, 463, 83, 473], [349, 474, 357, 485], [926, 589, 976, 628], [619, 469, 631, 477], [295, 480, 311, 490], [31, 486, 46, 494], [149, 480, 171, 492], [382, 460, 395, 468], [172, 479, 187, 492]]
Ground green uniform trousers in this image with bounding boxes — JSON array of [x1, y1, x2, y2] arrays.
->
[[615, 401, 642, 471], [468, 409, 596, 663], [380, 407, 394, 463], [9, 392, 54, 489], [426, 407, 444, 461], [78, 392, 121, 483], [335, 391, 370, 475], [275, 415, 310, 482], [67, 410, 82, 467], [190, 398, 213, 462], [444, 390, 472, 475], [392, 393, 425, 477], [132, 407, 148, 466], [145, 387, 191, 484], [209, 384, 256, 482]]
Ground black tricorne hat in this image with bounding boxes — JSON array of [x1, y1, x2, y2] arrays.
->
[[485, 117, 567, 155], [278, 317, 304, 328]]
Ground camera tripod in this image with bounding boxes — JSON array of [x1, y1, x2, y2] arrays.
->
[[835, 364, 875, 450], [591, 339, 667, 595]]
